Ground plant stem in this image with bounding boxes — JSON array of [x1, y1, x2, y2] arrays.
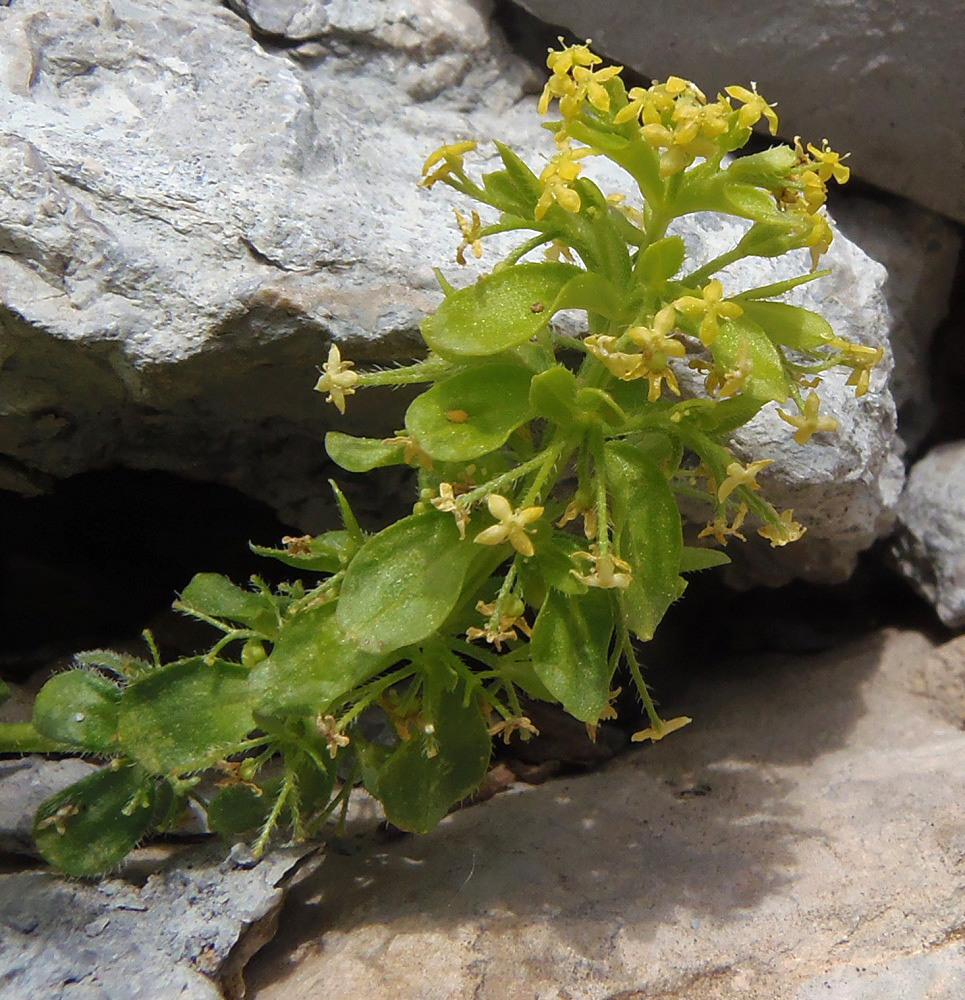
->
[[0, 723, 62, 754]]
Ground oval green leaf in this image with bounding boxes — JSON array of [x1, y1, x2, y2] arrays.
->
[[420, 262, 580, 359], [119, 658, 254, 776], [33, 670, 120, 752], [336, 512, 480, 654], [604, 442, 685, 641], [738, 300, 834, 351], [177, 574, 278, 637], [711, 316, 789, 404], [250, 603, 390, 718], [531, 588, 615, 722], [33, 766, 157, 876], [405, 363, 533, 462], [366, 683, 490, 833], [325, 432, 406, 473]]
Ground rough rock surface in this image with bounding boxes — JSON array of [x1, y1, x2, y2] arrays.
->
[[247, 629, 965, 1000], [0, 0, 955, 582], [0, 758, 95, 856], [891, 440, 965, 628], [0, 842, 317, 1000], [511, 0, 965, 223]]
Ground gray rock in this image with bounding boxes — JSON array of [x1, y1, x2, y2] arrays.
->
[[891, 441, 965, 628], [831, 198, 961, 451], [0, 842, 316, 1000], [0, 0, 941, 584], [246, 630, 965, 1000], [0, 758, 95, 856], [510, 0, 965, 222]]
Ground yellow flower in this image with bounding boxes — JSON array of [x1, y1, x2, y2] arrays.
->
[[672, 280, 743, 346], [804, 210, 834, 270], [571, 549, 633, 589], [724, 83, 779, 134], [717, 337, 755, 397], [488, 715, 539, 743], [314, 344, 359, 414], [454, 209, 483, 266], [585, 334, 643, 380], [626, 305, 686, 401], [717, 459, 773, 503], [535, 147, 591, 219], [315, 714, 350, 758], [631, 715, 692, 743], [758, 509, 806, 547], [697, 502, 748, 545], [829, 337, 883, 398], [419, 140, 477, 189], [430, 482, 470, 539], [538, 40, 622, 121], [383, 433, 433, 469], [806, 139, 851, 184], [545, 38, 601, 77], [777, 391, 840, 445], [473, 494, 543, 557]]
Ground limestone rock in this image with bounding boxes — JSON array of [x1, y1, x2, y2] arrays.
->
[[0, 0, 945, 585], [0, 758, 95, 857], [246, 630, 965, 1000], [891, 441, 965, 628], [510, 0, 965, 222], [0, 842, 316, 1000]]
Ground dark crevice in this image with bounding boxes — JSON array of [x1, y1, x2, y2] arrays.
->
[[0, 469, 299, 678]]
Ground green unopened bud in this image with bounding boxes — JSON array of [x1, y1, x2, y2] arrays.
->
[[735, 221, 808, 258], [726, 146, 798, 186], [241, 640, 267, 669]]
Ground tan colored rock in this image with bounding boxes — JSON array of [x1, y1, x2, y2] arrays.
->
[[247, 629, 965, 1000]]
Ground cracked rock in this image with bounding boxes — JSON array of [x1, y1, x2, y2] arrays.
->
[[0, 0, 955, 585]]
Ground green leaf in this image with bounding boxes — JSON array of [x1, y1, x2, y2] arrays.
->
[[604, 442, 685, 641], [679, 547, 731, 572], [325, 432, 406, 472], [635, 236, 686, 284], [32, 670, 120, 752], [336, 512, 480, 655], [531, 589, 614, 722], [404, 363, 533, 462], [119, 658, 254, 775], [711, 316, 789, 404], [525, 527, 589, 596], [529, 365, 578, 426], [250, 530, 352, 574], [726, 146, 798, 185], [550, 271, 625, 320], [734, 220, 808, 258], [737, 300, 835, 351], [250, 603, 389, 717], [177, 574, 278, 637], [420, 262, 580, 359], [575, 387, 625, 427], [721, 182, 784, 223], [73, 648, 152, 678], [33, 766, 157, 876], [206, 781, 276, 837], [365, 682, 490, 833]]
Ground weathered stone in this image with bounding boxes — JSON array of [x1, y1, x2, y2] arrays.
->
[[0, 0, 945, 585], [246, 630, 965, 1000], [0, 758, 95, 857], [831, 198, 961, 450], [915, 635, 965, 727], [510, 0, 965, 222], [0, 842, 316, 1000], [891, 441, 965, 628]]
